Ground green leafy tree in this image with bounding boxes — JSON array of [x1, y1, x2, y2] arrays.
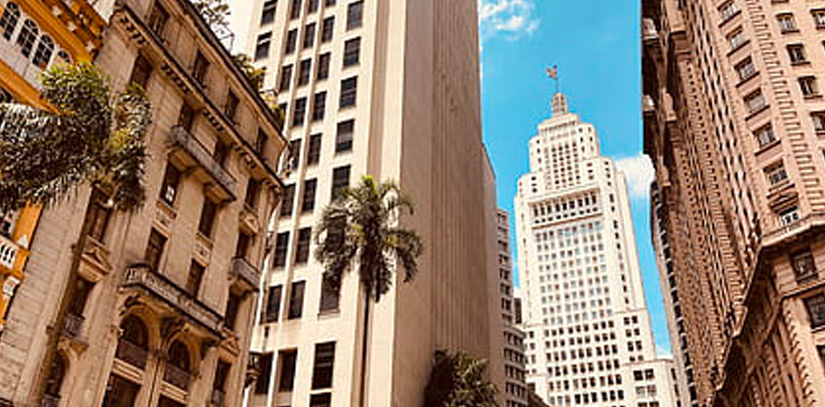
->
[[191, 0, 231, 32], [0, 63, 151, 212], [424, 350, 499, 407], [314, 175, 423, 407], [232, 53, 266, 90]]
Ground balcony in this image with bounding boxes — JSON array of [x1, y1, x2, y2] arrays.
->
[[115, 339, 148, 369], [61, 313, 85, 339], [210, 389, 225, 407], [168, 127, 237, 202], [0, 234, 20, 271], [231, 257, 260, 290], [164, 363, 192, 391], [121, 264, 224, 335]]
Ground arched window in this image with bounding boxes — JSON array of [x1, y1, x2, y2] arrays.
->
[[32, 35, 53, 68], [115, 315, 149, 369], [0, 3, 20, 40], [164, 341, 192, 390], [16, 19, 37, 57], [44, 353, 67, 399], [56, 50, 71, 65]]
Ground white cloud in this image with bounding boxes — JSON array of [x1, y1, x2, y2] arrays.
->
[[615, 154, 654, 200], [479, 0, 540, 41]]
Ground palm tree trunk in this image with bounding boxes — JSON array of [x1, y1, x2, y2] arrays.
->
[[358, 288, 371, 407]]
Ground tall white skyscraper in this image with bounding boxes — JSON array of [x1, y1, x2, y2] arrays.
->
[[515, 90, 676, 407]]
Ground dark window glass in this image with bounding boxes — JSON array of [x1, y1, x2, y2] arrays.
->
[[279, 64, 293, 92], [16, 19, 37, 57], [264, 285, 282, 322], [347, 1, 363, 30], [819, 346, 825, 371], [193, 52, 210, 85], [340, 76, 357, 108], [285, 29, 298, 54], [255, 32, 272, 60], [307, 0, 319, 13], [302, 180, 317, 213], [32, 36, 54, 69], [214, 140, 230, 166], [312, 342, 335, 389], [310, 394, 331, 407], [317, 53, 331, 80], [278, 350, 298, 391], [288, 138, 301, 170], [145, 229, 167, 271], [273, 232, 290, 268], [319, 273, 340, 313], [225, 91, 240, 122], [281, 184, 296, 218], [254, 353, 273, 394], [307, 134, 322, 165], [336, 120, 354, 152], [303, 23, 316, 49], [298, 59, 312, 86], [321, 17, 334, 42], [791, 249, 817, 282], [343, 38, 360, 67], [288, 281, 305, 319], [325, 0, 336, 6], [261, 0, 277, 25], [295, 228, 311, 263], [68, 278, 93, 316], [160, 163, 182, 206], [0, 3, 21, 41], [331, 166, 350, 199], [805, 295, 825, 328], [102, 375, 140, 407], [186, 261, 205, 297], [245, 178, 261, 208], [224, 293, 242, 331], [130, 55, 153, 89], [198, 199, 219, 237], [213, 360, 231, 391], [148, 2, 169, 36], [178, 103, 196, 132], [87, 190, 112, 242], [290, 0, 302, 20], [313, 92, 327, 121], [236, 233, 252, 259], [292, 97, 307, 127]]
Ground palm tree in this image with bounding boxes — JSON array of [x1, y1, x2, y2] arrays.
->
[[314, 175, 423, 406], [423, 350, 499, 407], [0, 63, 152, 404], [0, 62, 151, 212]]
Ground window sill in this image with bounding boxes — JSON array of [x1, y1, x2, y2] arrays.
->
[[755, 139, 780, 156], [791, 60, 811, 67], [736, 71, 759, 88], [318, 310, 341, 318], [780, 28, 801, 35], [746, 104, 770, 121], [795, 273, 818, 286], [727, 40, 751, 56], [718, 10, 742, 28], [804, 93, 823, 101]]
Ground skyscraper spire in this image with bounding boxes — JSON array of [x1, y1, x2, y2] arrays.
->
[[546, 65, 568, 116]]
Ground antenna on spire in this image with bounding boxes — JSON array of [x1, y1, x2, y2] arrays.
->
[[546, 65, 568, 116], [546, 65, 560, 94]]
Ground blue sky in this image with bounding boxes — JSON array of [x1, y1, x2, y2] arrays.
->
[[478, 0, 671, 355]]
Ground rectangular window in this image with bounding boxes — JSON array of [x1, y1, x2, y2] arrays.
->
[[331, 166, 351, 199], [279, 65, 293, 92], [193, 52, 210, 85], [317, 53, 331, 80], [288, 139, 301, 170], [145, 229, 167, 271], [812, 111, 825, 133], [343, 38, 361, 67], [264, 285, 283, 322], [310, 394, 332, 407], [813, 9, 825, 29], [198, 199, 219, 237], [274, 232, 290, 267], [307, 0, 319, 13], [805, 294, 825, 328], [186, 261, 205, 297], [787, 44, 807, 64], [224, 293, 242, 330], [298, 59, 312, 86], [236, 233, 252, 259], [293, 97, 307, 127], [347, 1, 363, 30], [87, 190, 112, 242], [288, 281, 305, 319], [819, 346, 825, 370], [255, 32, 272, 61], [313, 92, 327, 122], [735, 58, 756, 81], [130, 55, 153, 89], [302, 180, 317, 213], [245, 178, 261, 208], [777, 14, 797, 33], [308, 134, 322, 165], [281, 185, 296, 218], [755, 124, 776, 148], [160, 163, 182, 206], [336, 120, 354, 152], [322, 17, 335, 42], [278, 350, 298, 391], [728, 29, 748, 50], [290, 0, 302, 20], [254, 353, 273, 394], [765, 162, 788, 187], [319, 274, 340, 313], [213, 360, 231, 391], [261, 0, 277, 25], [325, 0, 336, 6], [285, 29, 298, 54], [303, 23, 316, 49], [799, 76, 819, 97], [225, 91, 240, 122], [780, 206, 800, 226], [791, 249, 817, 282], [214, 140, 229, 166], [148, 2, 170, 36], [312, 342, 336, 389], [340, 77, 358, 108], [719, 1, 739, 22], [745, 91, 766, 114], [178, 103, 196, 132], [295, 227, 311, 263]]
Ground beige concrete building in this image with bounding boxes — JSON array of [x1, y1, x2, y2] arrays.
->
[[643, 0, 825, 405], [497, 209, 529, 407], [240, 0, 503, 406], [514, 91, 676, 407], [0, 0, 287, 406]]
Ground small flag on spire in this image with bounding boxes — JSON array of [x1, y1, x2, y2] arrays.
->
[[546, 65, 558, 80]]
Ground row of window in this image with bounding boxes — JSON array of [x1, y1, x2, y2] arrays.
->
[[260, 0, 362, 29], [257, 0, 363, 59], [287, 78, 358, 128], [254, 341, 336, 402], [0, 3, 70, 69]]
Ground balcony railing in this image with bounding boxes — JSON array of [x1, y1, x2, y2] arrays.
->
[[115, 340, 148, 369], [122, 264, 224, 335], [231, 257, 261, 288], [164, 363, 192, 391], [41, 394, 60, 407], [210, 389, 226, 407], [0, 234, 20, 270], [61, 313, 85, 339], [169, 127, 237, 200]]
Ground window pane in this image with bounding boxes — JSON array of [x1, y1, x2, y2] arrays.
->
[[265, 285, 283, 322], [288, 281, 305, 319], [301, 180, 317, 213], [254, 353, 273, 394], [347, 1, 363, 30], [278, 350, 298, 391], [312, 342, 336, 389]]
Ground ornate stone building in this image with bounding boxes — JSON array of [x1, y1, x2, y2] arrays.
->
[[643, 0, 825, 405], [0, 0, 287, 406]]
